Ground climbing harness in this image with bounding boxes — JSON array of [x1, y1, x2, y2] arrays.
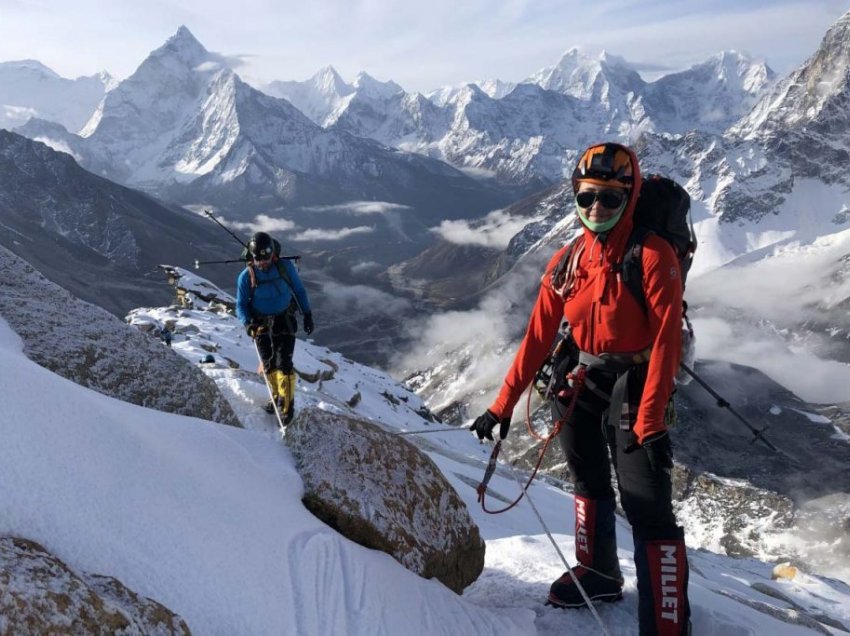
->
[[476, 367, 586, 514]]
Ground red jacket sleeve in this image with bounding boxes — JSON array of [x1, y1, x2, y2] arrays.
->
[[489, 250, 566, 420], [634, 235, 683, 443]]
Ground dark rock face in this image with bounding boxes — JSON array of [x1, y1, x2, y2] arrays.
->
[[0, 130, 237, 318], [0, 537, 190, 635], [286, 406, 485, 593]]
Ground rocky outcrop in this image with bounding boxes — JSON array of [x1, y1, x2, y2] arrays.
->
[[0, 537, 190, 635], [0, 248, 240, 427], [286, 406, 485, 593]]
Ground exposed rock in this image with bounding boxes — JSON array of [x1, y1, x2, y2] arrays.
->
[[286, 406, 485, 593], [346, 391, 362, 408], [0, 247, 240, 427], [772, 562, 799, 581], [0, 537, 190, 635]]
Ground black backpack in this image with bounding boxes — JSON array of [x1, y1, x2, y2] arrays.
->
[[619, 174, 696, 312]]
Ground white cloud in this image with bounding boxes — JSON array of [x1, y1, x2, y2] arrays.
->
[[432, 209, 539, 248], [691, 315, 850, 404], [291, 226, 373, 241], [1, 104, 37, 129], [319, 280, 412, 316], [301, 201, 412, 215], [457, 166, 498, 180], [688, 230, 850, 404], [227, 214, 296, 233], [392, 257, 548, 417], [350, 260, 382, 274]]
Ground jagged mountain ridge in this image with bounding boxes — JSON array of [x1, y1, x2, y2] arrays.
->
[[279, 48, 774, 184], [16, 26, 513, 223]]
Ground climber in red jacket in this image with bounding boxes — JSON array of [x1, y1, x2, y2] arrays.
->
[[471, 142, 691, 635]]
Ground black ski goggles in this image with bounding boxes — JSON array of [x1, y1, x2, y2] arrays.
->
[[575, 189, 627, 210]]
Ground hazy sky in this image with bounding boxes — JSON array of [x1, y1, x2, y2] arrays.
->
[[0, 0, 847, 92]]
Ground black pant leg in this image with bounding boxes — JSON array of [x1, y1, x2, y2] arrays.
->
[[255, 331, 274, 374], [611, 425, 678, 539], [270, 314, 296, 373], [553, 399, 615, 500]]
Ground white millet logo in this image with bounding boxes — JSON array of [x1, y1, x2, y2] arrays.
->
[[575, 499, 590, 557], [659, 544, 679, 623]]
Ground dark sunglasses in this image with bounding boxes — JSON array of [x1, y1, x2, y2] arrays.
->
[[575, 189, 626, 209]]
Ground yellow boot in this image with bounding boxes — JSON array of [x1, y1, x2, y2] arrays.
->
[[282, 372, 297, 425], [265, 370, 285, 413]]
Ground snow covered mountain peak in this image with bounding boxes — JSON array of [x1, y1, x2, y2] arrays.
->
[[75, 28, 242, 182], [527, 47, 644, 99], [0, 60, 112, 133], [262, 65, 355, 124], [0, 59, 60, 78], [312, 65, 352, 96], [352, 71, 403, 99], [597, 49, 631, 68], [156, 25, 210, 68], [701, 50, 774, 89], [732, 8, 850, 139]]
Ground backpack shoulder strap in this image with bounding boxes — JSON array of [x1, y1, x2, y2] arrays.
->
[[620, 226, 653, 314], [274, 258, 302, 313], [274, 258, 294, 288]]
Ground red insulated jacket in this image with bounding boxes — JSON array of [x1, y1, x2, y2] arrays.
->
[[488, 148, 683, 444]]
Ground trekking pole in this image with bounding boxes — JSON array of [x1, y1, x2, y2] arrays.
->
[[194, 258, 247, 268], [203, 209, 249, 248], [196, 211, 303, 268], [499, 452, 610, 636], [194, 256, 300, 269], [678, 362, 779, 452], [251, 326, 286, 431], [393, 427, 470, 436]]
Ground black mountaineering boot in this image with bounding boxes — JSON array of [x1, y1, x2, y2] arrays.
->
[[548, 496, 624, 608]]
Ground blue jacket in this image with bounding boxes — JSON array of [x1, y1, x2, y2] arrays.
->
[[235, 260, 311, 325]]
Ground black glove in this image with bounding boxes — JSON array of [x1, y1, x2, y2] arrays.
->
[[624, 430, 673, 473], [303, 312, 314, 335], [245, 321, 262, 338], [470, 409, 511, 441]]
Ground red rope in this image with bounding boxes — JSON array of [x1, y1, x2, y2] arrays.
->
[[477, 367, 586, 514]]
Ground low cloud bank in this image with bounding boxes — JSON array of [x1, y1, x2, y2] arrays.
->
[[393, 258, 546, 417], [689, 230, 850, 404], [227, 214, 296, 234], [432, 210, 542, 249], [292, 226, 373, 241], [302, 201, 412, 215]]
